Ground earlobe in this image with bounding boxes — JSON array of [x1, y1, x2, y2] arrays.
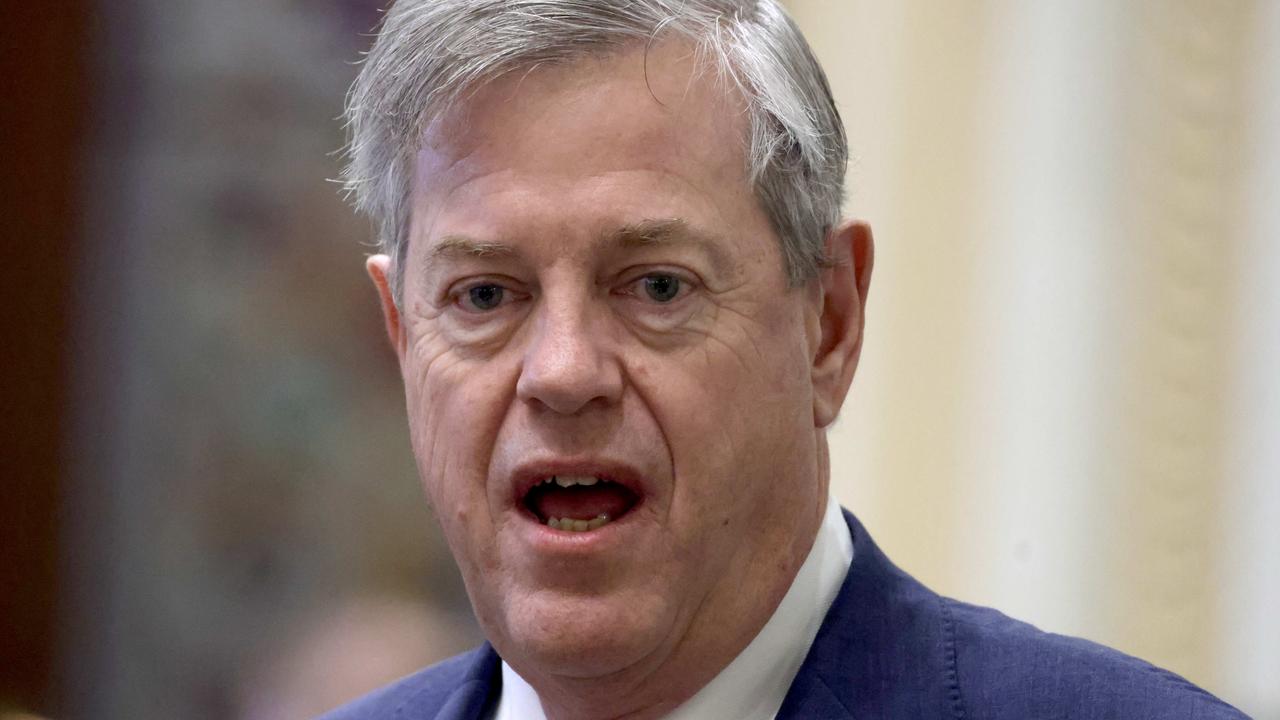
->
[[811, 221, 874, 427], [366, 254, 405, 360]]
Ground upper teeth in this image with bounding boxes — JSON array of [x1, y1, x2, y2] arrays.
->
[[544, 475, 600, 488]]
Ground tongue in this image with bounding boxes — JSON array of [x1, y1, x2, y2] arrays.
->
[[533, 484, 635, 521]]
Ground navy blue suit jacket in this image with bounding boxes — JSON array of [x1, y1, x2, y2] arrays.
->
[[321, 510, 1249, 719]]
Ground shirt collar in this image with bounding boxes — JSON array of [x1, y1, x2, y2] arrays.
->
[[493, 494, 854, 720]]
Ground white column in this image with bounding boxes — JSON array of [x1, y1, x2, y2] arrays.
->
[[1218, 4, 1280, 716], [960, 0, 1127, 637]]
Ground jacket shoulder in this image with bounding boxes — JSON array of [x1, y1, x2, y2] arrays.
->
[[943, 598, 1249, 719], [315, 645, 497, 720]]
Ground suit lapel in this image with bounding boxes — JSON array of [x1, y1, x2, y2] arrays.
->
[[776, 668, 856, 719], [776, 510, 955, 720], [400, 644, 501, 720]]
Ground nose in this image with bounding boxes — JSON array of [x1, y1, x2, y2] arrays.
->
[[516, 297, 623, 415]]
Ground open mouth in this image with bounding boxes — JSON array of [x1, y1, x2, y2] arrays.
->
[[522, 475, 640, 533]]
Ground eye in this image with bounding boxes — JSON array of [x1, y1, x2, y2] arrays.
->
[[469, 284, 503, 309], [639, 274, 683, 303], [455, 282, 512, 313]]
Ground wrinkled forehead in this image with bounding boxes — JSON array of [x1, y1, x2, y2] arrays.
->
[[413, 39, 755, 192]]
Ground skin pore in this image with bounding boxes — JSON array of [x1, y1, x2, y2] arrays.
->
[[366, 41, 873, 720]]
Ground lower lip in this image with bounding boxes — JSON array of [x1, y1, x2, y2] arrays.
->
[[516, 506, 641, 552]]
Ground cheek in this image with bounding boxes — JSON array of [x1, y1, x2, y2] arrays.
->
[[644, 307, 815, 514], [697, 311, 812, 428], [403, 332, 519, 530]]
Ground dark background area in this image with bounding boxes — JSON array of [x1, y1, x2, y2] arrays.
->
[[2, 3, 479, 717], [2, 0, 88, 712]]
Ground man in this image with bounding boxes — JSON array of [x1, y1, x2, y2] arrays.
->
[[324, 1, 1247, 718]]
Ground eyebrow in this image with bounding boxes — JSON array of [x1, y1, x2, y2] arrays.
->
[[602, 218, 734, 277], [422, 218, 734, 276], [426, 236, 520, 264]]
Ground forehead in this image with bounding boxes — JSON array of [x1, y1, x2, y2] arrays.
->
[[410, 41, 762, 247]]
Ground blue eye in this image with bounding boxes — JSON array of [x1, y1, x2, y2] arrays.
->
[[467, 284, 504, 311], [642, 274, 680, 302]]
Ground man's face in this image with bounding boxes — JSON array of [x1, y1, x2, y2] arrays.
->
[[377, 43, 856, 687]]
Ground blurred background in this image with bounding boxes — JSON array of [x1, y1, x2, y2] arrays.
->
[[1, 0, 1276, 718]]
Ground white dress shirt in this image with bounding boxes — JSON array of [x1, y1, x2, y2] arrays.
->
[[490, 494, 854, 720]]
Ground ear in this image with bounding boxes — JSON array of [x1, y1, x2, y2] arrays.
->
[[366, 254, 406, 361], [810, 221, 874, 427]]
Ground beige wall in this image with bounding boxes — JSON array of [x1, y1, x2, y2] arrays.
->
[[785, 1, 1279, 717]]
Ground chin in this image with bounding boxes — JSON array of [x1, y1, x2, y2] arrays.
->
[[493, 584, 674, 679]]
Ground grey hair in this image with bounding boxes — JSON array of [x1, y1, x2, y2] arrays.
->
[[342, 0, 847, 304]]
